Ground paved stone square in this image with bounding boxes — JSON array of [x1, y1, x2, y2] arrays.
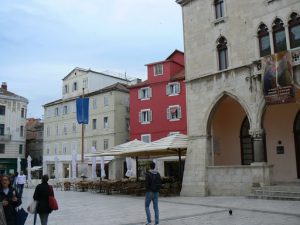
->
[[21, 188, 300, 225]]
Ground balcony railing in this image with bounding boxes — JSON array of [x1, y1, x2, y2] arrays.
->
[[0, 134, 12, 141]]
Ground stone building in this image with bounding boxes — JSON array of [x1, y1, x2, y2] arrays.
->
[[26, 118, 44, 166], [0, 82, 28, 175], [43, 68, 130, 179], [176, 0, 300, 196]]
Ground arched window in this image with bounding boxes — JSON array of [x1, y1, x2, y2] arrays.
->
[[272, 18, 287, 53], [217, 36, 228, 70], [258, 23, 271, 57], [214, 0, 224, 19], [289, 12, 300, 49]]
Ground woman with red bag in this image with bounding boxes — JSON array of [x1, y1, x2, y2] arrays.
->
[[33, 175, 53, 225]]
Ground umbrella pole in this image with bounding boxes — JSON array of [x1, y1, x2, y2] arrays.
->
[[135, 157, 139, 182], [178, 150, 182, 181]]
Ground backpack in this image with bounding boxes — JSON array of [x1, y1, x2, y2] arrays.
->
[[150, 172, 162, 192]]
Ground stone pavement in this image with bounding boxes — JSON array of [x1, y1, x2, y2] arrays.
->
[[21, 188, 300, 225]]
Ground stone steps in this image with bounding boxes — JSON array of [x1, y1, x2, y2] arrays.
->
[[247, 183, 300, 201]]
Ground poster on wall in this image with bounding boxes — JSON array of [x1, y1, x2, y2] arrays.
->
[[292, 49, 300, 89], [262, 51, 295, 104]]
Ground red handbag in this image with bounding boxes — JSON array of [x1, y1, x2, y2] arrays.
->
[[48, 186, 58, 210]]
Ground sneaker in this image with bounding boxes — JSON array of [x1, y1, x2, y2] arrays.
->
[[145, 223, 151, 225]]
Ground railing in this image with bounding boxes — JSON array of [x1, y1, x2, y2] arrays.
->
[[0, 134, 11, 141]]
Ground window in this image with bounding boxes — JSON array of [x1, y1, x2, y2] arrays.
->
[[92, 140, 97, 149], [21, 108, 25, 118], [103, 117, 109, 129], [141, 134, 151, 143], [104, 95, 109, 107], [46, 126, 50, 137], [54, 107, 59, 117], [217, 36, 228, 70], [258, 23, 271, 57], [289, 12, 300, 49], [166, 82, 180, 96], [139, 109, 152, 124], [63, 105, 68, 115], [272, 18, 287, 53], [63, 123, 68, 135], [63, 144, 67, 154], [138, 87, 152, 100], [154, 64, 163, 75], [83, 78, 88, 88], [167, 105, 182, 121], [72, 122, 76, 133], [214, 0, 224, 19], [92, 119, 97, 129], [0, 144, 4, 154], [126, 118, 130, 130], [20, 126, 24, 137], [56, 124, 59, 136], [92, 98, 97, 109], [46, 146, 50, 155], [19, 145, 23, 154], [63, 84, 69, 94], [73, 82, 78, 91], [0, 105, 5, 115], [0, 124, 4, 135], [104, 139, 109, 150]]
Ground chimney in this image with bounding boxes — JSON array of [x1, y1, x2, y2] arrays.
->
[[1, 82, 7, 90]]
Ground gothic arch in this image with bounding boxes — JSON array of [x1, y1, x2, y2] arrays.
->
[[205, 91, 252, 136]]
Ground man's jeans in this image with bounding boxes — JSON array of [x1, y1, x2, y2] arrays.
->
[[145, 191, 159, 224], [17, 184, 24, 197]]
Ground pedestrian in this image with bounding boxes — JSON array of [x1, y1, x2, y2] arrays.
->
[[33, 174, 52, 225], [16, 171, 26, 197], [0, 175, 22, 225], [144, 162, 162, 225]]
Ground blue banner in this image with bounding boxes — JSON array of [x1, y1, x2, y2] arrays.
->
[[76, 97, 89, 124]]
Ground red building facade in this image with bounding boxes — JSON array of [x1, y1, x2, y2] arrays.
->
[[129, 50, 187, 142]]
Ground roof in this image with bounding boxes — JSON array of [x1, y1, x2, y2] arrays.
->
[[128, 69, 185, 89], [0, 87, 28, 102], [145, 49, 184, 67], [166, 49, 184, 60], [62, 67, 129, 82], [43, 82, 129, 107]]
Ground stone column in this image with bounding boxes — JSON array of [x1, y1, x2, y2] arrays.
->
[[180, 135, 210, 197], [250, 129, 266, 163]]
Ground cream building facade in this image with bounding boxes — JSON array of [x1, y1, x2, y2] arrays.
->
[[177, 0, 300, 196], [43, 68, 130, 179], [0, 82, 28, 175]]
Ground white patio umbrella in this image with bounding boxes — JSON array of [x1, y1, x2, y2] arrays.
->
[[17, 157, 21, 174], [100, 157, 106, 178], [27, 156, 32, 181], [54, 156, 59, 179], [91, 147, 97, 179], [72, 151, 77, 179]]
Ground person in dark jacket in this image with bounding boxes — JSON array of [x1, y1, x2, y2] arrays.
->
[[33, 174, 52, 225], [0, 175, 22, 225], [144, 162, 162, 225]]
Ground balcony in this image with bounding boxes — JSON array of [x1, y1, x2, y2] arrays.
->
[[0, 134, 12, 141]]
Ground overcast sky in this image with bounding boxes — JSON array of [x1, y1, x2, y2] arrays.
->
[[0, 0, 183, 118]]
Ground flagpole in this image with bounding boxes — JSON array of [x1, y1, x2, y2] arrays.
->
[[81, 88, 85, 163]]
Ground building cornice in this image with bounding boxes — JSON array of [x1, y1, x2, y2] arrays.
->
[[176, 0, 194, 6]]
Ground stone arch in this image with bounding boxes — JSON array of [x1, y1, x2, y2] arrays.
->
[[205, 91, 252, 136]]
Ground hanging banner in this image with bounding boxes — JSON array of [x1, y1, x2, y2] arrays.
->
[[262, 51, 295, 104], [76, 97, 89, 124]]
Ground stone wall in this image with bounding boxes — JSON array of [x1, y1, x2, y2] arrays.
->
[[207, 164, 273, 196]]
